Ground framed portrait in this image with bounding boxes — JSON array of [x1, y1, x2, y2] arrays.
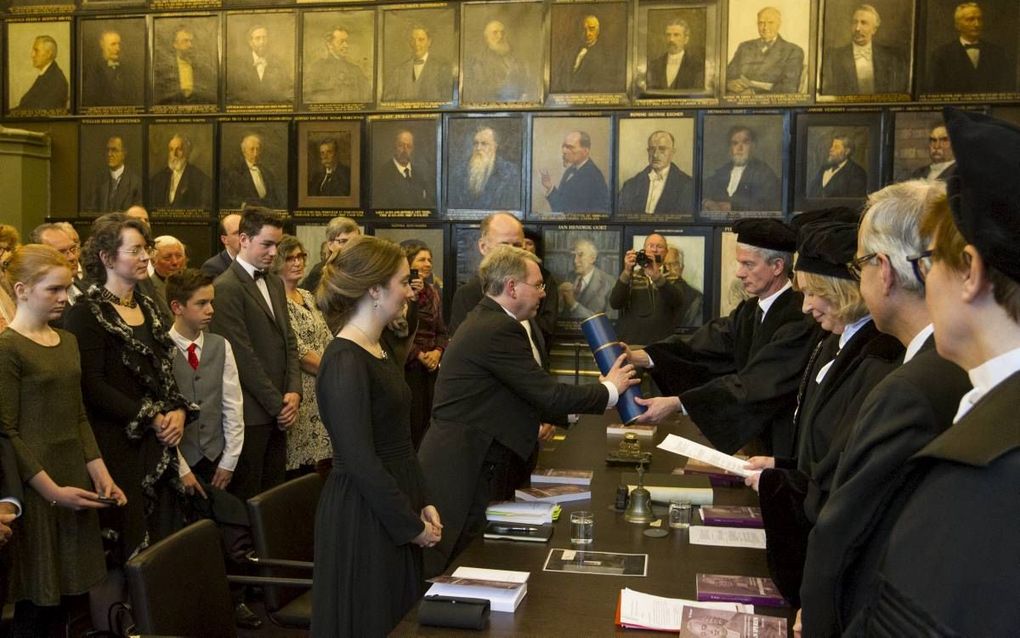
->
[[722, 0, 815, 105], [460, 1, 546, 107], [445, 115, 525, 219], [297, 120, 362, 211], [530, 115, 613, 220], [151, 15, 220, 114], [817, 0, 914, 102], [451, 223, 483, 290], [890, 109, 963, 183], [371, 223, 448, 293], [218, 120, 290, 212], [700, 112, 786, 220], [548, 1, 629, 103], [15, 120, 78, 216], [368, 116, 440, 216], [78, 17, 146, 114], [78, 121, 145, 216], [5, 19, 71, 116], [991, 105, 1020, 126], [301, 9, 375, 110], [147, 221, 216, 271], [543, 225, 623, 333], [379, 5, 458, 108], [146, 121, 215, 219], [794, 111, 881, 211], [615, 114, 696, 222], [224, 12, 296, 109], [634, 1, 720, 102], [714, 226, 749, 317], [918, 0, 1020, 100], [625, 226, 713, 336]]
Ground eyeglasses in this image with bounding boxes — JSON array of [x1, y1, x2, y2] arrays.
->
[[518, 280, 546, 292], [846, 253, 878, 281], [906, 250, 934, 285], [58, 244, 81, 257], [285, 252, 308, 263], [119, 245, 151, 257]]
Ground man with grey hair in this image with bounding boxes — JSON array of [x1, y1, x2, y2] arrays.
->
[[449, 126, 521, 211], [300, 215, 361, 291], [929, 2, 1013, 93], [558, 238, 616, 319], [821, 4, 908, 95], [726, 6, 804, 95], [449, 212, 524, 335], [808, 134, 868, 198], [646, 18, 705, 90], [304, 25, 371, 103], [151, 235, 188, 302], [463, 19, 533, 102], [15, 34, 68, 111], [201, 213, 242, 278], [799, 179, 971, 635], [540, 130, 610, 213], [32, 222, 84, 309], [149, 133, 212, 210], [420, 244, 637, 574]]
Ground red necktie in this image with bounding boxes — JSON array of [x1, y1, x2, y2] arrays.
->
[[187, 343, 199, 370]]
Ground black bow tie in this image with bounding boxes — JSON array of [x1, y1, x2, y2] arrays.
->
[[252, 269, 265, 280]]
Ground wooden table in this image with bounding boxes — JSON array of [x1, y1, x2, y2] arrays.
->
[[392, 413, 790, 637]]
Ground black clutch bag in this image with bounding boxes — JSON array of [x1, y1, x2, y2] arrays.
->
[[419, 595, 490, 630]]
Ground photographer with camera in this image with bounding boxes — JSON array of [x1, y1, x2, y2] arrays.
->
[[610, 233, 684, 344]]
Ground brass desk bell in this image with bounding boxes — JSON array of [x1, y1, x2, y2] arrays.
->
[[624, 462, 654, 524]]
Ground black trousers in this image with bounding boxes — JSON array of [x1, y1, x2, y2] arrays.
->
[[450, 442, 518, 562], [230, 423, 286, 501]]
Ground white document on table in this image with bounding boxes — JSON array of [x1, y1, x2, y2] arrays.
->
[[617, 588, 752, 632], [657, 434, 756, 478], [689, 525, 767, 549]]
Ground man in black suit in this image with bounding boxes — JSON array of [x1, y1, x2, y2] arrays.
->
[[646, 18, 705, 90], [221, 133, 283, 209], [448, 126, 521, 211], [540, 130, 610, 213], [153, 25, 217, 105], [307, 138, 351, 198], [808, 135, 868, 198], [799, 179, 971, 635], [14, 35, 68, 111], [419, 244, 637, 572], [907, 122, 957, 182], [82, 28, 139, 107], [821, 5, 908, 95], [304, 26, 372, 104], [626, 219, 823, 457], [87, 135, 143, 213], [618, 130, 693, 215], [383, 24, 452, 102], [554, 14, 625, 93], [703, 125, 782, 212], [209, 207, 301, 500], [149, 134, 212, 210], [928, 2, 1014, 94], [228, 24, 293, 104], [372, 129, 434, 209], [201, 213, 242, 278]]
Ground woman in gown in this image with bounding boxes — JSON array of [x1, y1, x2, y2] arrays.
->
[[311, 236, 442, 637], [0, 245, 126, 636]]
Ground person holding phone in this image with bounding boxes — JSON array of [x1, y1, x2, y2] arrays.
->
[[0, 245, 126, 636]]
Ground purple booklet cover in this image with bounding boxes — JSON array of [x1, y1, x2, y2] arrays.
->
[[679, 607, 787, 637], [695, 574, 786, 607], [700, 505, 763, 528]]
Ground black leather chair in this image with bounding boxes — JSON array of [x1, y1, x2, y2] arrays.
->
[[125, 519, 236, 637], [246, 473, 322, 629]]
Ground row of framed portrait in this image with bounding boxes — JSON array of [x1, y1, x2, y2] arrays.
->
[[17, 104, 1020, 222], [1, 0, 1019, 118]]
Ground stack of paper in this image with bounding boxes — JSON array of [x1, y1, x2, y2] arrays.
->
[[607, 423, 657, 438], [485, 501, 558, 525], [515, 484, 591, 503], [530, 468, 593, 485], [426, 567, 530, 613]]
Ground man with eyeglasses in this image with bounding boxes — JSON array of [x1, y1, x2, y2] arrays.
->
[[907, 121, 956, 182], [31, 223, 84, 306], [419, 244, 638, 576], [798, 179, 971, 635]]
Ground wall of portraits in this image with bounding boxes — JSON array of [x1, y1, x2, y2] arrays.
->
[[1, 0, 1019, 335]]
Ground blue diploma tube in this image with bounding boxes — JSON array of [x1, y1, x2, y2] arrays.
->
[[580, 313, 646, 424]]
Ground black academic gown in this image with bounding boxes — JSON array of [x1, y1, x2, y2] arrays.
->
[[844, 371, 1020, 637], [756, 321, 903, 605], [799, 336, 970, 636], [645, 287, 824, 457]]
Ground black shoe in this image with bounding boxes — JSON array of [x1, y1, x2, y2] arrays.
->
[[235, 602, 263, 630]]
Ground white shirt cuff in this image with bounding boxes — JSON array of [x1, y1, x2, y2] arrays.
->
[[646, 353, 655, 369], [602, 381, 619, 408], [177, 448, 192, 478], [0, 497, 21, 518]]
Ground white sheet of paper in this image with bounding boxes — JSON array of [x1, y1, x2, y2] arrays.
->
[[689, 525, 767, 549], [618, 588, 751, 631], [657, 434, 756, 478]]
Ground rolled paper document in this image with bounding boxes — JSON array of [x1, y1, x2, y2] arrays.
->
[[580, 313, 646, 424]]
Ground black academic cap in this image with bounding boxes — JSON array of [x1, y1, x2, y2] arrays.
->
[[790, 206, 861, 233], [795, 220, 859, 280], [733, 218, 797, 253], [944, 107, 1020, 283]]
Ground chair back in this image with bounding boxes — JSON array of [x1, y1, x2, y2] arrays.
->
[[125, 519, 235, 637]]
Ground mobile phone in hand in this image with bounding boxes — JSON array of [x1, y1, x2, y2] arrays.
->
[[409, 268, 419, 281]]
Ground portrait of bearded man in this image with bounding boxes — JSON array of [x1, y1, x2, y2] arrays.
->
[[448, 124, 522, 211], [462, 18, 539, 103]]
